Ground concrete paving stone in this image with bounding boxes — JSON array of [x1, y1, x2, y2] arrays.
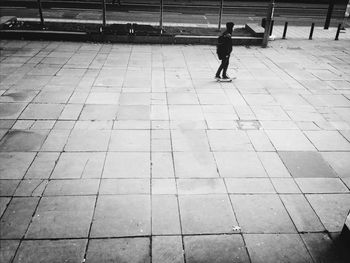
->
[[320, 153, 350, 178], [260, 120, 299, 130], [14, 179, 47, 197], [170, 120, 207, 130], [13, 239, 87, 263], [33, 90, 72, 104], [109, 130, 150, 151], [44, 179, 100, 196], [198, 93, 231, 105], [271, 178, 301, 193], [214, 152, 267, 177], [152, 195, 181, 235], [0, 197, 10, 217], [247, 130, 275, 151], [25, 152, 59, 179], [202, 105, 238, 121], [40, 129, 70, 151], [265, 130, 316, 151], [280, 194, 325, 232], [257, 152, 291, 177], [306, 194, 350, 232], [173, 152, 218, 178], [284, 105, 326, 122], [0, 197, 39, 238], [151, 105, 169, 120], [301, 233, 347, 263], [151, 152, 174, 178], [251, 106, 290, 121], [116, 105, 151, 120], [272, 94, 310, 106], [86, 238, 150, 263], [243, 94, 278, 106], [244, 234, 313, 263], [0, 120, 15, 129], [169, 105, 204, 120], [0, 103, 27, 119], [278, 151, 337, 178], [295, 178, 348, 193], [0, 152, 36, 179], [296, 121, 320, 130], [99, 178, 150, 194], [177, 178, 226, 195], [64, 129, 110, 151], [152, 179, 176, 194], [184, 235, 250, 263], [94, 69, 125, 86], [167, 93, 199, 105], [59, 104, 83, 120], [0, 240, 20, 263], [225, 178, 275, 194], [30, 120, 55, 130], [179, 194, 237, 234], [114, 120, 150, 130], [79, 104, 118, 120], [86, 92, 120, 104], [230, 194, 296, 233], [74, 120, 113, 130], [0, 129, 7, 140], [26, 195, 95, 238], [91, 195, 151, 237], [0, 90, 38, 103], [119, 93, 151, 105], [19, 103, 64, 120], [53, 120, 75, 129], [103, 152, 150, 178], [305, 130, 350, 151], [206, 120, 237, 130], [152, 236, 184, 263], [172, 130, 210, 152], [207, 130, 254, 151], [0, 179, 20, 196], [304, 94, 350, 107], [0, 130, 49, 152], [68, 91, 89, 103], [52, 152, 105, 179]]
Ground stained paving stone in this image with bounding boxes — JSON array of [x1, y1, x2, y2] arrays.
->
[[295, 178, 349, 193], [184, 235, 250, 263], [99, 179, 150, 195], [91, 195, 151, 237], [0, 197, 39, 238], [13, 239, 87, 263], [0, 130, 49, 152], [225, 178, 275, 194], [152, 236, 184, 263], [173, 152, 218, 178], [19, 103, 64, 120], [304, 131, 350, 151], [0, 179, 20, 196], [26, 196, 95, 238], [0, 103, 27, 119], [40, 129, 71, 151], [321, 152, 350, 177], [207, 130, 254, 151], [152, 195, 181, 235], [244, 234, 313, 263], [51, 152, 105, 179], [301, 233, 348, 263], [278, 151, 337, 178], [214, 152, 267, 177], [0, 240, 20, 263], [103, 152, 150, 178], [179, 195, 237, 234], [86, 238, 150, 263], [306, 194, 350, 232], [280, 194, 325, 232], [44, 179, 99, 196], [230, 194, 296, 233]]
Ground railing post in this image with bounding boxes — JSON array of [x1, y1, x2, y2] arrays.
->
[[218, 0, 224, 31], [102, 0, 106, 27], [160, 0, 163, 31], [262, 0, 275, 48], [269, 19, 274, 36], [37, 0, 45, 27], [335, 23, 341, 40], [309, 22, 315, 40], [282, 21, 288, 39], [324, 0, 335, 29]]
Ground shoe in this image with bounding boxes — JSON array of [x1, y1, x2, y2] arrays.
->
[[215, 75, 221, 80], [222, 75, 230, 79]]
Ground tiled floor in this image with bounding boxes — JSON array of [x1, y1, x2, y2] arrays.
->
[[0, 38, 349, 262]]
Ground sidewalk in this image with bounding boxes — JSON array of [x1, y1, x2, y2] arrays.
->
[[0, 36, 349, 262]]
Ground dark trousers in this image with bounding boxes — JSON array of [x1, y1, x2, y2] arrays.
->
[[216, 56, 229, 77]]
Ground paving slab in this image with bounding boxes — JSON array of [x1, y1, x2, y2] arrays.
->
[[152, 236, 184, 263], [321, 152, 350, 177], [0, 240, 20, 263], [265, 130, 316, 151], [304, 131, 350, 151], [99, 178, 150, 195], [278, 151, 337, 178], [0, 130, 49, 152], [86, 238, 150, 263]]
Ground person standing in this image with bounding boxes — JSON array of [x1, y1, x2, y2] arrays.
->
[[215, 22, 234, 80]]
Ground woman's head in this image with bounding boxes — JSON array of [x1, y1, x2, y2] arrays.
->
[[226, 22, 234, 34]]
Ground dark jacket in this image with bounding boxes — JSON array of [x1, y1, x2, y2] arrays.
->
[[217, 31, 232, 60]]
